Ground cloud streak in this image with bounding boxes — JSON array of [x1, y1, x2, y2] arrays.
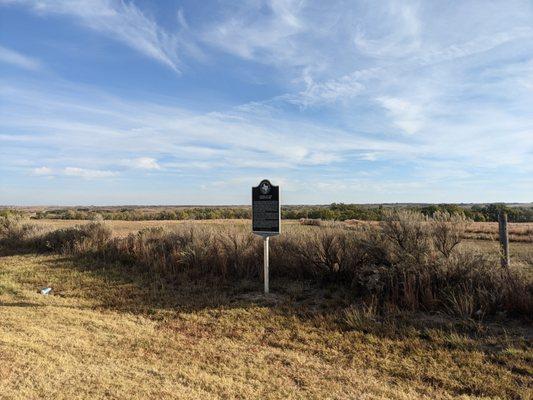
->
[[63, 167, 117, 179], [0, 45, 41, 70], [29, 165, 118, 179]]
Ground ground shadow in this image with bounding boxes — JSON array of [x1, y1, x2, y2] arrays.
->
[[2, 242, 531, 341], [0, 301, 42, 308]]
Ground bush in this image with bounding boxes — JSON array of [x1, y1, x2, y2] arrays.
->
[[0, 215, 41, 247], [108, 226, 262, 281], [299, 218, 322, 226], [430, 211, 469, 257], [37, 221, 112, 254]]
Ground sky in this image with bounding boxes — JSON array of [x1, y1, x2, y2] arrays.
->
[[0, 0, 532, 205]]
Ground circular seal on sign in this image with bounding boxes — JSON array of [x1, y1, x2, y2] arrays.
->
[[260, 181, 271, 195]]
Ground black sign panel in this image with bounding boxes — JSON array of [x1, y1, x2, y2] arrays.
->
[[252, 179, 280, 235]]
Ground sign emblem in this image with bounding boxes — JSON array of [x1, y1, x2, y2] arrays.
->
[[260, 181, 271, 195]]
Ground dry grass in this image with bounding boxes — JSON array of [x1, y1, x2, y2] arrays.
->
[[32, 218, 533, 245], [1, 213, 532, 398], [345, 220, 533, 243], [1, 253, 532, 399], [4, 215, 532, 318], [30, 218, 251, 238], [464, 222, 533, 243]]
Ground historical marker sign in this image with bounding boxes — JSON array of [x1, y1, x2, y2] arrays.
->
[[252, 179, 280, 294], [252, 179, 280, 236]]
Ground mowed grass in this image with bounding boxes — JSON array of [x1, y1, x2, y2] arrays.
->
[[1, 250, 532, 399]]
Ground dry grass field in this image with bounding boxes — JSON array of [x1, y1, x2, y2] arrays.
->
[[30, 218, 533, 263], [345, 220, 533, 243], [30, 218, 252, 237], [1, 253, 532, 400], [463, 222, 533, 243], [1, 217, 532, 399], [31, 218, 533, 240]]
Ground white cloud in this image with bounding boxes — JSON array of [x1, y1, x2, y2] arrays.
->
[[31, 165, 117, 179], [377, 96, 425, 135], [201, 0, 307, 66], [0, 45, 40, 70], [132, 157, 160, 170], [359, 152, 378, 161], [63, 167, 117, 179], [32, 166, 52, 175], [353, 2, 422, 59], [288, 73, 365, 107], [417, 27, 533, 66]]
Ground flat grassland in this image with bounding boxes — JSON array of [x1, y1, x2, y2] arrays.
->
[[1, 219, 532, 399], [30, 218, 533, 262], [31, 218, 533, 240]]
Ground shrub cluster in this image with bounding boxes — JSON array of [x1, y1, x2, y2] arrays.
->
[[107, 226, 262, 280], [0, 214, 41, 248], [1, 212, 531, 318], [36, 221, 112, 254]]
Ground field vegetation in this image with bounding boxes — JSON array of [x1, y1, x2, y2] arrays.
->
[[2, 212, 531, 318], [1, 212, 532, 399]]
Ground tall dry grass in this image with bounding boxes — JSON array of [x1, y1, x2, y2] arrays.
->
[[1, 212, 531, 318]]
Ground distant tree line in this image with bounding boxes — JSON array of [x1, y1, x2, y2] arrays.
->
[[419, 204, 533, 222], [33, 207, 251, 221], [20, 203, 533, 222], [286, 203, 533, 222]]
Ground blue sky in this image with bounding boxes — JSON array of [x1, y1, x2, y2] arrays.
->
[[1, 0, 532, 205]]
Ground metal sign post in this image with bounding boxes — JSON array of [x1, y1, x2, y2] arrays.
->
[[263, 236, 269, 293], [252, 179, 280, 294]]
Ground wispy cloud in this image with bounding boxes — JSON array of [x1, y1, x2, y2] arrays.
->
[[0, 0, 200, 72], [0, 45, 40, 70], [201, 0, 305, 65], [0, 80, 414, 172], [353, 1, 422, 59], [29, 165, 117, 179], [63, 167, 117, 179]]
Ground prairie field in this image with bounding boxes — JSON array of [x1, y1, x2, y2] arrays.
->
[[29, 218, 533, 262], [30, 218, 533, 240], [30, 218, 253, 237], [1, 214, 532, 399]]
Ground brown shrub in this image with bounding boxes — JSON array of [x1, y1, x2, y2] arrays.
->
[[108, 225, 262, 281], [299, 218, 322, 226], [0, 215, 42, 247], [430, 211, 469, 257], [37, 221, 112, 254]]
